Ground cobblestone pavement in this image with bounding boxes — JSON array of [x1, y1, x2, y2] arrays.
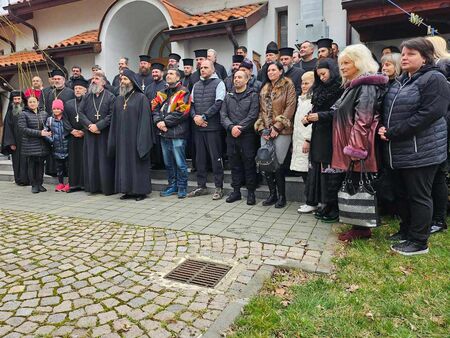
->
[[0, 182, 332, 251], [0, 209, 334, 337]]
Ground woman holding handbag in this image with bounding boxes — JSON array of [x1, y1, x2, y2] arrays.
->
[[331, 44, 388, 241], [255, 62, 297, 208]]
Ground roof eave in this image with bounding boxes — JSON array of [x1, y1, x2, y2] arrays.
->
[[43, 42, 102, 58]]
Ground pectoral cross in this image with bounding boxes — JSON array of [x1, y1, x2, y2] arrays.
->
[[95, 112, 101, 120], [123, 102, 127, 110], [141, 83, 145, 91], [75, 114, 79, 123]]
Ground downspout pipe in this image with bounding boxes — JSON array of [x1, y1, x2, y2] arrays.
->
[[0, 36, 16, 52], [8, 11, 39, 49]]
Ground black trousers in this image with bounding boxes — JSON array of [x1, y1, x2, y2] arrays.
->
[[392, 164, 439, 245], [55, 158, 68, 184], [195, 131, 224, 188], [432, 160, 448, 224], [27, 156, 45, 187], [227, 133, 257, 191]]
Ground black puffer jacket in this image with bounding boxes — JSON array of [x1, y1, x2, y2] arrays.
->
[[220, 87, 259, 134], [18, 107, 50, 157], [383, 65, 450, 169]]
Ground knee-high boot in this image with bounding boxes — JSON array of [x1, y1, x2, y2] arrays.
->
[[262, 172, 277, 206], [275, 168, 286, 208]]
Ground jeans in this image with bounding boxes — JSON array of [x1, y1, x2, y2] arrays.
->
[[160, 138, 188, 189]]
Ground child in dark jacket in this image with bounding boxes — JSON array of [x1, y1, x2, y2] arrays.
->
[[47, 99, 69, 192]]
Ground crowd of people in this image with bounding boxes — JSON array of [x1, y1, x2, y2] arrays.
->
[[1, 36, 449, 255]]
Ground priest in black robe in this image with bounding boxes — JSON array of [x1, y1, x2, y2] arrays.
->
[[39, 69, 75, 176], [135, 55, 153, 91], [1, 91, 29, 185], [78, 70, 116, 195], [63, 78, 89, 192], [190, 49, 208, 86], [279, 47, 305, 97], [257, 41, 279, 84], [107, 69, 153, 201]]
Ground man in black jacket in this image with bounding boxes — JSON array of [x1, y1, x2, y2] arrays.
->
[[221, 70, 259, 205], [279, 47, 305, 96], [152, 69, 191, 199], [188, 60, 226, 200]]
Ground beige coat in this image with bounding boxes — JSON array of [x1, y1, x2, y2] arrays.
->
[[254, 77, 297, 135], [290, 94, 313, 172]]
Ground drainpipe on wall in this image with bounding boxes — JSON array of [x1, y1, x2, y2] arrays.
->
[[0, 36, 16, 53], [8, 11, 39, 49], [296, 0, 328, 45]]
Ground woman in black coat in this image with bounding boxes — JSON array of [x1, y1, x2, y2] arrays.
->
[[18, 96, 52, 193], [302, 58, 343, 221]]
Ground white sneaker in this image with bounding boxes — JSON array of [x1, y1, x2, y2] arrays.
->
[[297, 204, 318, 214]]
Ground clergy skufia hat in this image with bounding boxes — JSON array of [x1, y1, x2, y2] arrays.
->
[[121, 68, 143, 93], [232, 55, 245, 64], [183, 58, 194, 66], [266, 41, 279, 54], [72, 77, 89, 89], [151, 63, 165, 71], [10, 90, 26, 101], [139, 55, 151, 63], [240, 59, 253, 70], [316, 38, 333, 49], [194, 49, 208, 58], [168, 53, 181, 62], [50, 68, 66, 78], [279, 47, 294, 57]]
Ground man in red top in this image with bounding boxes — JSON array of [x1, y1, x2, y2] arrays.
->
[[24, 76, 43, 99]]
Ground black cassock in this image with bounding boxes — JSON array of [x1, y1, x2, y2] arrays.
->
[[145, 80, 166, 169], [39, 86, 75, 176], [78, 90, 116, 195], [108, 90, 153, 195], [63, 98, 85, 189], [1, 107, 29, 185], [135, 73, 153, 92]]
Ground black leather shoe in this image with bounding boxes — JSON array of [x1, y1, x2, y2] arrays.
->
[[31, 186, 39, 194], [135, 195, 146, 201], [274, 195, 286, 208], [120, 194, 132, 200], [67, 187, 82, 193], [226, 191, 241, 203], [247, 191, 256, 205], [39, 185, 47, 192]]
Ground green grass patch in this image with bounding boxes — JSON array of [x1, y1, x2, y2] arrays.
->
[[231, 219, 449, 337]]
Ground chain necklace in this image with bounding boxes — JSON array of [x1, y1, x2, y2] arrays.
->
[[75, 99, 80, 122], [123, 91, 135, 110], [52, 87, 66, 101], [93, 90, 105, 120]]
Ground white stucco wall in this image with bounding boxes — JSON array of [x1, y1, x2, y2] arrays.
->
[[324, 0, 350, 49]]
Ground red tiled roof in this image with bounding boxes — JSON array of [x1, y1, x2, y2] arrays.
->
[[47, 29, 99, 49], [170, 2, 266, 29], [0, 50, 44, 67], [160, 0, 191, 27]]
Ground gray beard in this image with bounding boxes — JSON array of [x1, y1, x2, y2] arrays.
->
[[119, 84, 133, 97], [88, 83, 102, 95], [12, 104, 23, 116], [283, 65, 292, 73]]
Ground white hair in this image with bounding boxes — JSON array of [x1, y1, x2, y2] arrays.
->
[[207, 49, 217, 57], [338, 44, 379, 84]]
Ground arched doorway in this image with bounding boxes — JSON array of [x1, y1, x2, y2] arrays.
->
[[148, 29, 171, 66], [98, 0, 173, 80]]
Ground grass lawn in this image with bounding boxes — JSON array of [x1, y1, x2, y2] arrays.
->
[[230, 219, 449, 337]]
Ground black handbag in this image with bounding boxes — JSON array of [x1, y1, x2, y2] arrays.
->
[[255, 139, 279, 173], [338, 160, 380, 228]]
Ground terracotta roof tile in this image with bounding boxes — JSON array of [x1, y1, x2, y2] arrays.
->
[[171, 2, 265, 29], [0, 50, 44, 67], [47, 29, 99, 49]]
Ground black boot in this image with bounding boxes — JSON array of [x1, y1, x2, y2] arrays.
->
[[31, 186, 39, 194], [275, 169, 286, 208], [247, 190, 256, 205], [226, 189, 242, 203], [262, 173, 277, 206]]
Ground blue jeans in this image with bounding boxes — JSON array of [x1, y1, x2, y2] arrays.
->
[[160, 138, 188, 189]]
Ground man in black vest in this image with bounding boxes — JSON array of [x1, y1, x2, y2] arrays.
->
[[187, 60, 226, 200], [279, 47, 305, 96]]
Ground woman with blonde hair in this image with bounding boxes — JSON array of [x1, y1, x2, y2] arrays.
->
[[381, 53, 401, 83], [426, 35, 449, 79], [331, 44, 389, 241]]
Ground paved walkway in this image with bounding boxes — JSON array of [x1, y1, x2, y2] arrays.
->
[[0, 181, 337, 337]]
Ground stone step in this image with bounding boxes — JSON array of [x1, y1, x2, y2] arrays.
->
[[0, 161, 306, 201]]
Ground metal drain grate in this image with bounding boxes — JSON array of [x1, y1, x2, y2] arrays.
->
[[165, 259, 232, 288]]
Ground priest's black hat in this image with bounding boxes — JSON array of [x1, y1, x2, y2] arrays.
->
[[266, 41, 279, 54], [50, 68, 66, 78], [139, 55, 151, 63], [151, 63, 165, 71], [316, 38, 333, 49], [47, 71, 53, 78], [183, 58, 194, 66], [72, 77, 89, 89], [279, 47, 294, 57], [194, 49, 208, 58], [168, 53, 181, 62], [121, 68, 144, 93], [232, 55, 245, 64], [10, 90, 26, 102]]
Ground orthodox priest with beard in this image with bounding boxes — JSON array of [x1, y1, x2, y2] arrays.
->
[[78, 70, 116, 195], [108, 69, 153, 201], [63, 78, 89, 192], [1, 91, 29, 185]]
